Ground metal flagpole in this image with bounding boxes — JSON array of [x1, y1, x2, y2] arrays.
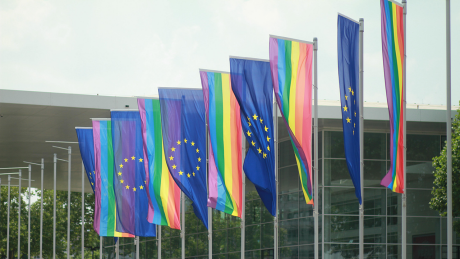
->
[[116, 237, 119, 259], [241, 135, 246, 259], [274, 99, 279, 259], [359, 18, 365, 259], [41, 158, 44, 259], [207, 125, 212, 259], [402, 1, 407, 259], [28, 165, 31, 259], [446, 0, 452, 258], [99, 236, 103, 259], [181, 193, 185, 259], [313, 37, 319, 259], [136, 236, 140, 259], [7, 175, 11, 259], [68, 146, 72, 259], [54, 153, 57, 259], [82, 161, 85, 259], [18, 169, 22, 259], [158, 225, 162, 259]]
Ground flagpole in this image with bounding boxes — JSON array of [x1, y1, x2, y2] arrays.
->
[[274, 99, 279, 259], [99, 236, 102, 259], [28, 165, 31, 259], [116, 237, 119, 259], [241, 135, 246, 259], [181, 192, 185, 259], [7, 175, 11, 259], [402, 1, 407, 259], [136, 236, 139, 259], [207, 125, 213, 259], [313, 37, 319, 259], [68, 146, 72, 259], [18, 169, 22, 259], [446, 0, 452, 258], [157, 226, 161, 259], [41, 158, 44, 259], [53, 153, 57, 259], [82, 161, 85, 259], [359, 18, 364, 259]]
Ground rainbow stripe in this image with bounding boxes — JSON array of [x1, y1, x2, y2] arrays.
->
[[201, 70, 242, 217], [380, 0, 405, 194], [138, 98, 181, 229], [269, 36, 314, 205], [93, 119, 133, 237]]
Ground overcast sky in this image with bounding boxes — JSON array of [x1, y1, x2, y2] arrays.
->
[[1, 0, 458, 105]]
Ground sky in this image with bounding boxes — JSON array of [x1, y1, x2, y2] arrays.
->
[[1, 0, 459, 106]]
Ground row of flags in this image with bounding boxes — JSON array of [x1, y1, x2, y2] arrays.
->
[[75, 0, 405, 238]]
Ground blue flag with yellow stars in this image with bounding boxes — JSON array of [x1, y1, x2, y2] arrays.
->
[[76, 127, 96, 193], [230, 57, 276, 216], [159, 88, 209, 229], [338, 14, 362, 204], [111, 110, 157, 236]]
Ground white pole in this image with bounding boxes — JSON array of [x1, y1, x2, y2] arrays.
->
[[241, 136, 246, 259], [274, 99, 279, 259], [116, 237, 119, 259], [136, 236, 139, 259], [54, 153, 57, 259], [28, 165, 31, 259], [446, 0, 452, 258], [206, 126, 213, 259], [7, 175, 11, 259], [313, 37, 319, 259], [18, 169, 22, 259], [402, 1, 407, 259], [359, 18, 365, 259], [40, 158, 44, 259], [68, 146, 71, 259], [82, 161, 85, 259], [99, 236, 103, 259], [158, 225, 162, 259], [181, 193, 185, 259]]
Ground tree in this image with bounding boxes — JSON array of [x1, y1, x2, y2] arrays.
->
[[430, 102, 460, 233]]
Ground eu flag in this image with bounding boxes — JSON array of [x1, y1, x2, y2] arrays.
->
[[338, 14, 362, 204], [111, 110, 156, 236], [230, 57, 276, 216], [159, 88, 208, 229], [76, 127, 96, 193]]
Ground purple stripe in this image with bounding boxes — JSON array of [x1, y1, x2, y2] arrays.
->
[[269, 37, 280, 94], [92, 121, 101, 234]]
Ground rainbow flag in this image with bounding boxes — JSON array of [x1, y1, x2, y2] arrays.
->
[[200, 70, 243, 217], [379, 0, 405, 194], [92, 119, 133, 237], [138, 98, 181, 229], [269, 36, 314, 205]]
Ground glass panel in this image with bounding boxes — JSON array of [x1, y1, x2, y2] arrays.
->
[[245, 176, 258, 200], [406, 134, 440, 161], [323, 159, 354, 187], [140, 240, 157, 259], [227, 227, 241, 252], [261, 222, 275, 248], [387, 190, 402, 216], [279, 164, 300, 194], [441, 217, 460, 245], [279, 246, 299, 259], [279, 219, 299, 246], [407, 189, 439, 216], [261, 204, 274, 223], [323, 187, 359, 215], [262, 248, 275, 259], [185, 234, 196, 257], [300, 188, 321, 217], [299, 245, 317, 259], [170, 228, 181, 237], [323, 215, 359, 243], [364, 244, 386, 259], [279, 192, 299, 220], [278, 116, 289, 139], [227, 213, 241, 228], [364, 160, 387, 187], [408, 245, 440, 259], [364, 133, 386, 160], [195, 232, 208, 256], [279, 140, 297, 168], [407, 161, 436, 189], [299, 217, 317, 244], [364, 188, 386, 216], [387, 245, 402, 259], [170, 236, 181, 258], [324, 131, 345, 159], [364, 216, 386, 243], [324, 244, 358, 259], [387, 217, 402, 243], [212, 209, 227, 230], [185, 211, 197, 234], [407, 217, 440, 244], [245, 250, 261, 258], [245, 224, 260, 250], [245, 199, 261, 226], [161, 238, 170, 258], [227, 252, 241, 259], [119, 242, 135, 259], [212, 229, 226, 255]]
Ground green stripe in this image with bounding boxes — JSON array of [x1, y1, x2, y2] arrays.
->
[[106, 121, 115, 235], [291, 141, 312, 200], [152, 99, 168, 226], [283, 40, 292, 119]]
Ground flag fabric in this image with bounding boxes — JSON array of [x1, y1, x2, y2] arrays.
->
[[337, 15, 362, 204], [76, 127, 96, 193], [111, 110, 157, 237], [379, 0, 405, 194], [200, 70, 243, 217], [230, 57, 276, 216], [92, 119, 133, 237], [269, 36, 314, 206], [159, 88, 209, 228], [138, 98, 181, 229]]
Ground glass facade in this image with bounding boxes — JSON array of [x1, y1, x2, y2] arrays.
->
[[102, 126, 456, 259]]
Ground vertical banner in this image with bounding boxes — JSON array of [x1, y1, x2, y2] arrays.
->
[[159, 89, 209, 228], [76, 127, 96, 193], [138, 98, 181, 229], [200, 70, 243, 217], [230, 57, 276, 216], [110, 110, 157, 236], [269, 36, 314, 205], [337, 15, 362, 204], [379, 0, 405, 193]]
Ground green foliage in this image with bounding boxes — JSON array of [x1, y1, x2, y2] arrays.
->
[[430, 102, 460, 233]]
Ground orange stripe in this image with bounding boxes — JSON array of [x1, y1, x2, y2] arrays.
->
[[230, 84, 242, 217], [295, 43, 307, 144]]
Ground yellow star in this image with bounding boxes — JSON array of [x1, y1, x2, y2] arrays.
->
[[169, 156, 174, 161], [187, 173, 191, 178], [264, 126, 268, 132], [196, 148, 199, 153], [251, 141, 255, 146], [345, 95, 348, 100], [248, 121, 252, 126], [348, 87, 352, 92], [253, 114, 258, 120], [191, 141, 195, 146], [177, 140, 181, 145], [179, 170, 183, 176], [247, 116, 250, 121], [247, 130, 252, 137], [193, 172, 195, 177], [125, 185, 130, 189], [267, 145, 270, 151], [91, 182, 94, 185], [198, 157, 201, 162], [266, 136, 271, 142], [131, 156, 135, 160], [354, 100, 356, 104], [124, 158, 128, 162], [196, 166, 200, 171], [257, 148, 262, 154], [120, 179, 124, 184], [144, 181, 146, 184], [119, 164, 123, 168], [184, 138, 187, 143], [263, 153, 267, 159], [259, 118, 263, 123], [172, 165, 177, 169], [351, 89, 354, 96], [354, 123, 356, 128], [171, 147, 176, 152], [133, 187, 137, 192], [346, 117, 351, 123], [354, 112, 357, 117], [139, 158, 143, 162], [353, 130, 355, 135], [140, 185, 144, 190], [343, 105, 348, 112], [118, 172, 122, 176]]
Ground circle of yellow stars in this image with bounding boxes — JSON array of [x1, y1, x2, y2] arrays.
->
[[246, 114, 271, 159], [169, 137, 199, 178], [118, 155, 146, 192]]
